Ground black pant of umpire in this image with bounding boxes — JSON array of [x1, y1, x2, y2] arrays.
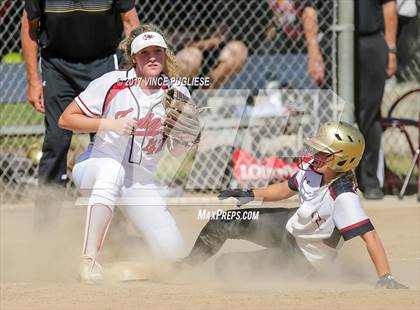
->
[[355, 32, 388, 192], [34, 51, 119, 229]]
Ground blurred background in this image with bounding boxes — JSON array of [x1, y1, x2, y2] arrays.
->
[[0, 0, 419, 202]]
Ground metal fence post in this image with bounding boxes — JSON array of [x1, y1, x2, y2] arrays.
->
[[337, 0, 355, 123]]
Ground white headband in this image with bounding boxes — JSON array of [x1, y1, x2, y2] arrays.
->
[[131, 32, 167, 55]]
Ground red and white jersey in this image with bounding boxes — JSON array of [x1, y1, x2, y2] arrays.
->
[[74, 68, 190, 183], [285, 162, 374, 270]]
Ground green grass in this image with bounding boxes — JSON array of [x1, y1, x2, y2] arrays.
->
[[0, 103, 43, 126], [0, 103, 44, 151], [0, 135, 43, 155]]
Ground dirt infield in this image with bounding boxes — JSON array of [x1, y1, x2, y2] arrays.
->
[[1, 195, 419, 310]]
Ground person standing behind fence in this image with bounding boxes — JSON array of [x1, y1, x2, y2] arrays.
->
[[21, 0, 140, 228], [144, 0, 272, 89], [302, 0, 398, 199]]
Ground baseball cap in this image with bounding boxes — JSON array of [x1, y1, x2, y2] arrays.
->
[[131, 32, 168, 55]]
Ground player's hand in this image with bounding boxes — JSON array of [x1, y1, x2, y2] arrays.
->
[[386, 53, 397, 78], [111, 118, 138, 136], [307, 49, 325, 87], [27, 79, 45, 113], [218, 189, 255, 207], [375, 273, 408, 289]]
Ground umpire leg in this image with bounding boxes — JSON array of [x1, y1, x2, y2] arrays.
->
[[34, 56, 75, 228], [355, 33, 388, 194], [38, 52, 120, 186], [38, 58, 74, 186], [184, 208, 303, 266]]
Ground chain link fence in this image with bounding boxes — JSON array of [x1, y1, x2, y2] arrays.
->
[[0, 0, 419, 202], [380, 0, 420, 195]]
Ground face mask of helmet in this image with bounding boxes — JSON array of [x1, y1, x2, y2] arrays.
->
[[297, 143, 339, 171]]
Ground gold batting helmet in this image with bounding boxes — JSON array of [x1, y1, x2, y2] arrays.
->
[[304, 121, 365, 172]]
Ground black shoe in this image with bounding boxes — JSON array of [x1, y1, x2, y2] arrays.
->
[[364, 187, 384, 200]]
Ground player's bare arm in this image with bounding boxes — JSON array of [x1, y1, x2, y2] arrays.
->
[[21, 9, 44, 113], [190, 36, 224, 50], [303, 6, 324, 86], [360, 230, 391, 277], [253, 181, 297, 202], [120, 8, 141, 37], [361, 230, 407, 288], [383, 1, 398, 77], [59, 101, 137, 135]]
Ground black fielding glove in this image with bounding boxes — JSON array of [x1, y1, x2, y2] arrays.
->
[[375, 273, 408, 289], [217, 189, 255, 207]]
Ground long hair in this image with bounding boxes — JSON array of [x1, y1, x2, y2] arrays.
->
[[119, 24, 177, 77]]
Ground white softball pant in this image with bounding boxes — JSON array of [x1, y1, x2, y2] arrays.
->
[[72, 157, 184, 261]]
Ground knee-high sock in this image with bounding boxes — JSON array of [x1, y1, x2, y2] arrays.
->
[[82, 204, 114, 259]]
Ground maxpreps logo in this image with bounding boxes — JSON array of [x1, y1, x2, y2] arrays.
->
[[197, 209, 259, 221]]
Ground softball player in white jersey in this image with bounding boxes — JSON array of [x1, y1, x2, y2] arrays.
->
[[59, 24, 188, 283], [182, 122, 407, 289]]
